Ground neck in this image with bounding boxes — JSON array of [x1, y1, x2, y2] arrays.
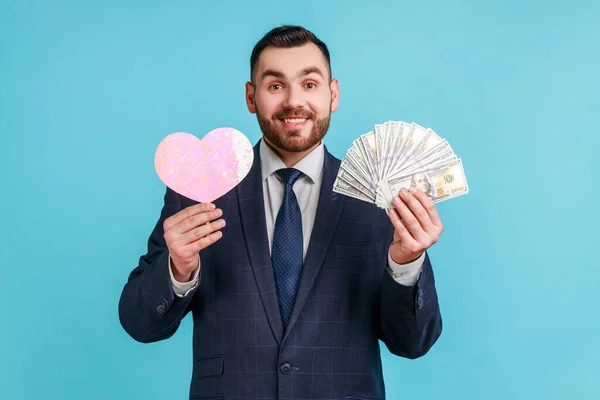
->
[[263, 136, 321, 168]]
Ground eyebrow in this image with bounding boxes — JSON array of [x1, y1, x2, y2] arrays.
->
[[260, 66, 325, 81]]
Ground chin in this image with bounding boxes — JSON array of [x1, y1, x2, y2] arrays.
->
[[276, 135, 319, 153], [280, 140, 314, 153], [258, 111, 329, 154]]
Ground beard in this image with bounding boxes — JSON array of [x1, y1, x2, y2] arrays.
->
[[256, 104, 331, 153]]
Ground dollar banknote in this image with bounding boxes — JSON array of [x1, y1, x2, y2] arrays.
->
[[333, 120, 469, 209], [377, 159, 469, 208]]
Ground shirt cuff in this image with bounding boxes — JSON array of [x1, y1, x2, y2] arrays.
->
[[386, 249, 425, 286], [169, 253, 200, 297]]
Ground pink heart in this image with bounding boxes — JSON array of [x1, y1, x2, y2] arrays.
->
[[154, 127, 254, 203]]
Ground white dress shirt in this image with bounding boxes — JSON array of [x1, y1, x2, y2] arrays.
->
[[169, 139, 425, 297]]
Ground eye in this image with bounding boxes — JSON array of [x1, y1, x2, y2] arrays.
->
[[269, 84, 283, 91], [304, 82, 317, 89]]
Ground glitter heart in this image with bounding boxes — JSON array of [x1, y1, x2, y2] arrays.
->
[[154, 127, 254, 203]]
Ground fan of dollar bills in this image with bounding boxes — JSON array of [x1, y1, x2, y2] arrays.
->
[[332, 120, 469, 209]]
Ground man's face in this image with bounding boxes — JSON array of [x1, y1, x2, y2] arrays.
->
[[245, 43, 339, 153], [413, 174, 431, 193]]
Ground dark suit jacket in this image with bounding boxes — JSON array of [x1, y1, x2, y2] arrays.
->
[[119, 140, 443, 400]]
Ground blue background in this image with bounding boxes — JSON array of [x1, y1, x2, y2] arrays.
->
[[2, 0, 599, 399]]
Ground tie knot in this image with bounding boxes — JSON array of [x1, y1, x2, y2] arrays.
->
[[276, 168, 303, 186]]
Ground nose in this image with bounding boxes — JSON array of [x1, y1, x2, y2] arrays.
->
[[282, 85, 307, 109]]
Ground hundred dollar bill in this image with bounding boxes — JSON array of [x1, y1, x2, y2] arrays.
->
[[353, 135, 377, 183], [400, 128, 443, 169], [381, 120, 403, 180], [382, 158, 469, 208], [358, 131, 380, 183], [346, 146, 371, 181], [387, 122, 415, 175], [339, 157, 376, 196], [374, 122, 387, 173], [333, 176, 373, 203], [375, 183, 394, 209], [396, 123, 429, 170], [384, 121, 410, 180], [392, 140, 454, 178], [337, 164, 376, 200], [404, 149, 456, 176]]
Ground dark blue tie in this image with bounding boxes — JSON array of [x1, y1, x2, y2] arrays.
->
[[272, 168, 304, 328]]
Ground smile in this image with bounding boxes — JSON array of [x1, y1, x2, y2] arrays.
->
[[278, 117, 310, 129], [281, 117, 308, 124]]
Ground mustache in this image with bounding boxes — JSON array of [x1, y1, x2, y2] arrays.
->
[[273, 109, 314, 119]]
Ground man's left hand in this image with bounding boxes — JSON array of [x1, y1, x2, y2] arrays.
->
[[387, 187, 444, 265]]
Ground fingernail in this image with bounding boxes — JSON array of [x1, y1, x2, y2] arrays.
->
[[208, 203, 216, 210], [393, 196, 401, 206], [400, 189, 408, 197], [409, 187, 416, 194]]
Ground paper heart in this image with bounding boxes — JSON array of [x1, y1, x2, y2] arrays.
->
[[154, 127, 254, 203]]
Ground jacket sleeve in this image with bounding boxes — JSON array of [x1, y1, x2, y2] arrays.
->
[[378, 252, 443, 359], [118, 186, 198, 343]]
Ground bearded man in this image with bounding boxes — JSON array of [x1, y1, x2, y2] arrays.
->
[[119, 25, 444, 400]]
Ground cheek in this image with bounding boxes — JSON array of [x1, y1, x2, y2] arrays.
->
[[255, 92, 280, 115], [311, 91, 333, 114]]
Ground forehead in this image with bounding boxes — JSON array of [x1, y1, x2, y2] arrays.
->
[[255, 43, 329, 80]]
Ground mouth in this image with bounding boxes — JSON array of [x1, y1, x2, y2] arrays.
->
[[278, 117, 310, 129]]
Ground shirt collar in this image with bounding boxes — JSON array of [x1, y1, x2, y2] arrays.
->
[[259, 138, 324, 184]]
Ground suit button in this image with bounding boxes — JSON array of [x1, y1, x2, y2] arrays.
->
[[156, 298, 168, 315], [417, 296, 424, 310], [280, 362, 291, 375]]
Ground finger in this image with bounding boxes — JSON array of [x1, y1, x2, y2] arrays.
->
[[175, 208, 223, 236], [190, 230, 224, 252], [175, 229, 224, 261], [392, 190, 429, 243], [178, 218, 226, 246], [388, 208, 418, 248], [163, 202, 216, 232], [410, 188, 443, 229], [399, 189, 435, 234]]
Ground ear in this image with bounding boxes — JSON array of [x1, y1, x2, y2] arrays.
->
[[330, 78, 340, 113], [245, 81, 256, 114]]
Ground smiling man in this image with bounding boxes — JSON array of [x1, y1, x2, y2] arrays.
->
[[249, 43, 336, 163], [119, 25, 444, 400]]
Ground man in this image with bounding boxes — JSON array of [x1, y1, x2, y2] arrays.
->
[[119, 25, 443, 400]]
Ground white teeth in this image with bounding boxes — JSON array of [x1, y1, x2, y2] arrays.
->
[[283, 118, 307, 124]]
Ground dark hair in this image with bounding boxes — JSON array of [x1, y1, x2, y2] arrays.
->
[[249, 25, 331, 84]]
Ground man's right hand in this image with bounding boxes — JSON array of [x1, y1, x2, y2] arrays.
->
[[163, 202, 226, 282]]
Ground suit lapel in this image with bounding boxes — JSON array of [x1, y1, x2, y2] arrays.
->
[[237, 141, 284, 345], [283, 147, 345, 344]]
